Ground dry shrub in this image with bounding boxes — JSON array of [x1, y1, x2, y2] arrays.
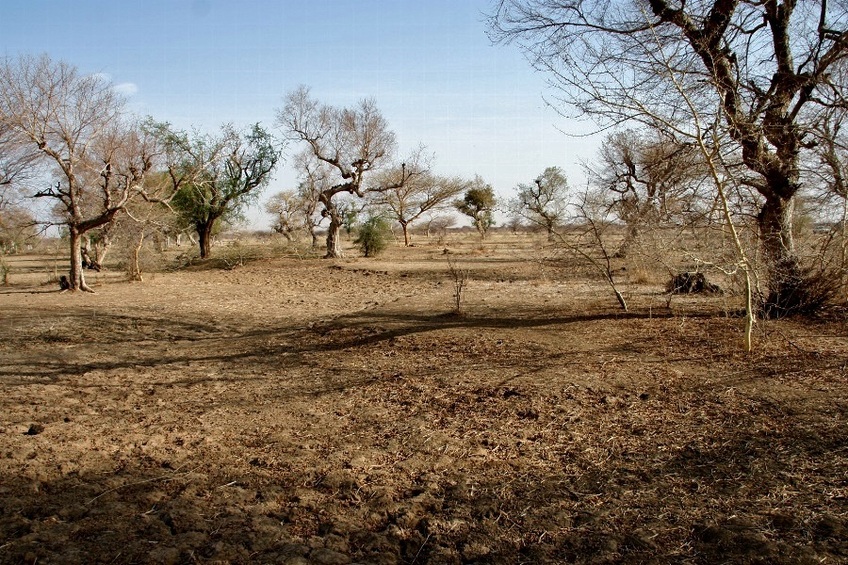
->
[[446, 256, 470, 315], [626, 264, 662, 285], [762, 264, 841, 318], [0, 258, 9, 285]]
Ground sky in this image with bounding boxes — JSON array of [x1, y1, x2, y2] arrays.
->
[[2, 0, 601, 229]]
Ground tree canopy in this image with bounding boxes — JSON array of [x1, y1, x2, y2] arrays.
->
[[510, 166, 570, 236], [151, 122, 281, 259], [455, 177, 497, 239]]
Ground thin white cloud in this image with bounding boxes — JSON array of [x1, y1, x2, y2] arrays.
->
[[113, 82, 139, 96]]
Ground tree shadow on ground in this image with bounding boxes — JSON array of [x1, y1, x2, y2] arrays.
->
[[1, 302, 846, 563], [0, 305, 666, 381], [2, 385, 845, 564]]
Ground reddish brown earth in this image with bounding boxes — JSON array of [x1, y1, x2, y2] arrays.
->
[[0, 242, 846, 564]]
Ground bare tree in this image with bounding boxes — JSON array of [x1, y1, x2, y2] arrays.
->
[[509, 166, 570, 238], [374, 152, 468, 246], [490, 0, 848, 316], [265, 189, 306, 241], [563, 188, 630, 311], [588, 129, 708, 257], [0, 203, 36, 255], [0, 54, 156, 291], [811, 105, 848, 297], [425, 213, 457, 242], [277, 86, 415, 258], [121, 197, 174, 282], [295, 160, 329, 249]]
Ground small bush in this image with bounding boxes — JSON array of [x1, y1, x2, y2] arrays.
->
[[354, 216, 392, 257], [667, 272, 722, 294]]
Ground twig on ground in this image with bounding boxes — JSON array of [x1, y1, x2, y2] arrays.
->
[[86, 464, 201, 505]]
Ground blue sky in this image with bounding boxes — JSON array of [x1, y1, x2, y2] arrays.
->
[[3, 0, 599, 228]]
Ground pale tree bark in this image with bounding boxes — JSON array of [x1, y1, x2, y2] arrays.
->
[[129, 231, 145, 282], [323, 207, 344, 258], [68, 227, 88, 292]]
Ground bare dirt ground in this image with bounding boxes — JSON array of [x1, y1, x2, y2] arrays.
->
[[0, 238, 846, 564]]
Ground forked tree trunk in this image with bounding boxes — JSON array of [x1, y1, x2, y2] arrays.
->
[[68, 228, 92, 292]]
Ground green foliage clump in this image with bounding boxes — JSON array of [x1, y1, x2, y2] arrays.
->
[[455, 177, 497, 239], [354, 216, 392, 257]]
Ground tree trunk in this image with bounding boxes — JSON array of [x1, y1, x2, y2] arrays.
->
[[546, 221, 557, 241], [197, 223, 213, 259], [92, 233, 110, 271], [401, 221, 410, 247], [129, 231, 145, 282], [325, 215, 343, 258], [68, 228, 92, 292], [841, 198, 848, 302], [615, 225, 640, 259], [758, 194, 803, 317], [475, 219, 487, 240]]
